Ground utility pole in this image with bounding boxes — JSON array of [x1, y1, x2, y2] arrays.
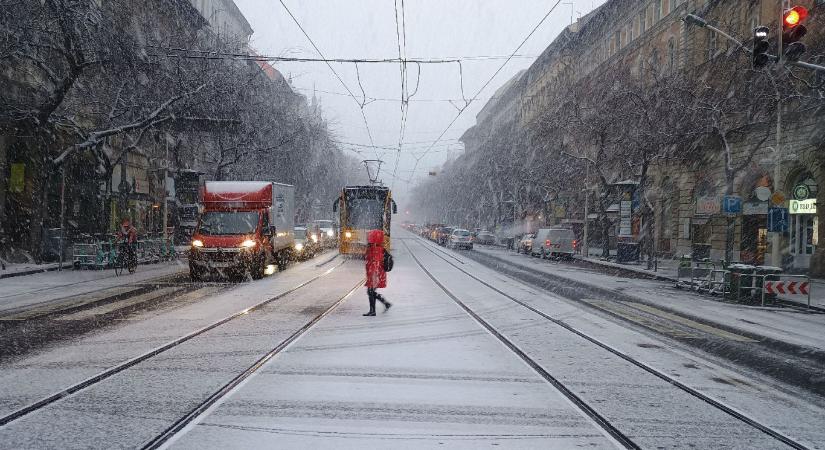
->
[[583, 163, 589, 258], [163, 140, 169, 244], [58, 166, 66, 271]]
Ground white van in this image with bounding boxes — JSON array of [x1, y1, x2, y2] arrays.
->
[[533, 228, 577, 259]]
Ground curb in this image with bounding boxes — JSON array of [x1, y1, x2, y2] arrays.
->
[[0, 265, 63, 280]]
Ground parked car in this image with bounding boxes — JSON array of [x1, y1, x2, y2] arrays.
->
[[437, 226, 454, 246], [532, 227, 577, 259], [474, 231, 496, 245], [517, 233, 535, 254], [447, 228, 474, 250]]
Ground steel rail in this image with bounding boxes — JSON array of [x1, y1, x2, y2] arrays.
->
[[142, 278, 364, 449], [402, 239, 640, 450], [0, 259, 345, 427], [409, 236, 809, 450]]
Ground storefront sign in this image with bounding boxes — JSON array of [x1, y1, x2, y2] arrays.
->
[[789, 198, 816, 215], [695, 196, 721, 215], [743, 202, 769, 216], [619, 200, 632, 237], [793, 184, 811, 201]]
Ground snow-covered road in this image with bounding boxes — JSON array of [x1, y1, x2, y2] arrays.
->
[[0, 235, 823, 449]]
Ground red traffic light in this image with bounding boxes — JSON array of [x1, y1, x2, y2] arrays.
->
[[783, 6, 808, 28]]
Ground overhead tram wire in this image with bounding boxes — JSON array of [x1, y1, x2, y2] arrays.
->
[[392, 0, 409, 189], [278, 0, 378, 158], [409, 0, 565, 180]]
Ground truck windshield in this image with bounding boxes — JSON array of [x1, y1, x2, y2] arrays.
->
[[198, 211, 259, 235]]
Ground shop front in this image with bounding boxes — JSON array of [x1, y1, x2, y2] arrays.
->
[[787, 174, 818, 271]]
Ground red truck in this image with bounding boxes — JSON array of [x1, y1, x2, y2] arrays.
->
[[189, 181, 295, 281]]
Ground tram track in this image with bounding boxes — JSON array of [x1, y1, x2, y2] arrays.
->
[[0, 259, 346, 428], [402, 238, 810, 450], [141, 278, 364, 449]]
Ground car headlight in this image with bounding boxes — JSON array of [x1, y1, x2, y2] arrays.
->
[[326, 230, 334, 237], [192, 239, 204, 248], [311, 234, 318, 243], [240, 239, 256, 249], [344, 231, 352, 239], [294, 242, 304, 251]]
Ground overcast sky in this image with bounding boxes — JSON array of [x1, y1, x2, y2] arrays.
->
[[235, 0, 606, 204]]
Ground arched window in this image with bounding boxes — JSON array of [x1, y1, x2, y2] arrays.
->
[[667, 37, 676, 73]]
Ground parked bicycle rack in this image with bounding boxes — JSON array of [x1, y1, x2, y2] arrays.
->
[[72, 235, 176, 270]]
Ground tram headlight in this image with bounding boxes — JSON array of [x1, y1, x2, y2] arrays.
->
[[294, 242, 304, 252], [192, 239, 204, 248], [326, 230, 334, 237], [345, 231, 352, 239], [311, 234, 319, 243], [240, 239, 256, 249]]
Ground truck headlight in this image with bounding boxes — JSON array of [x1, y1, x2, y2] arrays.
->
[[345, 231, 352, 239], [326, 230, 334, 237], [240, 239, 256, 249], [295, 242, 304, 251], [192, 239, 204, 248]]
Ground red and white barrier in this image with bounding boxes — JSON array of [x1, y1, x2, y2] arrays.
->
[[764, 280, 810, 295]]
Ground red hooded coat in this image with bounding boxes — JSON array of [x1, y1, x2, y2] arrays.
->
[[365, 229, 387, 288]]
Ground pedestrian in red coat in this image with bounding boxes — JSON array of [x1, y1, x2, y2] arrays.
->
[[364, 229, 391, 316]]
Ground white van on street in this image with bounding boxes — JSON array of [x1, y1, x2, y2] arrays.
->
[[532, 227, 577, 259]]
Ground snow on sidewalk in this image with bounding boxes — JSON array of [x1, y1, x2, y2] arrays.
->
[[474, 245, 825, 352], [0, 260, 188, 313], [169, 246, 614, 449]]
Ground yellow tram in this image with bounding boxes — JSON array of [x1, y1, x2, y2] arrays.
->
[[333, 185, 397, 255]]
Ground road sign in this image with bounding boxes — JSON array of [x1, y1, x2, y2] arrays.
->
[[764, 280, 810, 295], [771, 191, 786, 206], [723, 196, 742, 215], [767, 207, 789, 232]]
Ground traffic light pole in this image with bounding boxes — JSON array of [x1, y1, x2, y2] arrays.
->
[[683, 14, 825, 72], [772, 1, 785, 269]]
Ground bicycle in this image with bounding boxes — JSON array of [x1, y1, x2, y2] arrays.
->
[[114, 241, 137, 275]]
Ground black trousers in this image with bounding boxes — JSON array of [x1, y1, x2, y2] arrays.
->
[[367, 288, 388, 311]]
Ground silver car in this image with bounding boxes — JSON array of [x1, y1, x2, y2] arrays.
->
[[533, 227, 577, 259], [447, 228, 474, 250]]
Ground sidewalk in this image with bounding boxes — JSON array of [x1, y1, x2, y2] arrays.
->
[[473, 245, 825, 352], [0, 262, 62, 280], [574, 248, 825, 310]]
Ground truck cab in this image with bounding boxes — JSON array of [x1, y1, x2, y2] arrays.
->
[[189, 181, 294, 281]]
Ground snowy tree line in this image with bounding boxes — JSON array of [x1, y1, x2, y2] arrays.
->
[[412, 4, 825, 267], [0, 0, 362, 260]]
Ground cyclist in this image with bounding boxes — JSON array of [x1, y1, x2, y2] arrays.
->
[[116, 217, 138, 269]]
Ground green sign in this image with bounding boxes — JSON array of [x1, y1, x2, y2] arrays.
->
[[9, 163, 24, 193], [793, 183, 811, 201]]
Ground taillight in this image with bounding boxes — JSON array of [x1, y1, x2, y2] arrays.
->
[[573, 239, 578, 248], [545, 239, 551, 247]]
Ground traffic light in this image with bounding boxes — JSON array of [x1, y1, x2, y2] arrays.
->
[[752, 26, 771, 68], [782, 6, 808, 62]]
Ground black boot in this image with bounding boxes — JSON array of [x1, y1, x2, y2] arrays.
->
[[364, 290, 377, 316], [377, 295, 391, 311]]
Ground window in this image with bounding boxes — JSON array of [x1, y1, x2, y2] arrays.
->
[[668, 37, 676, 72], [654, 1, 661, 21], [615, 30, 622, 49], [639, 11, 646, 34], [708, 32, 717, 59]]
